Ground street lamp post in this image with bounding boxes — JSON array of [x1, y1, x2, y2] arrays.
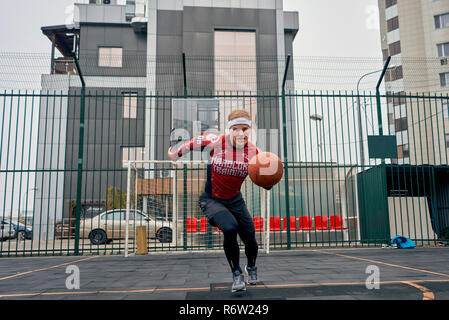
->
[[21, 187, 37, 224], [310, 114, 323, 162], [356, 63, 396, 167]]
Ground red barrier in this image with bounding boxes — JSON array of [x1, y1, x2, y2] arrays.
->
[[282, 216, 296, 231], [298, 216, 314, 230], [270, 217, 281, 231], [253, 217, 264, 232], [186, 217, 198, 233], [315, 216, 328, 230]]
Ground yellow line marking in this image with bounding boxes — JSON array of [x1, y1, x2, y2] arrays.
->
[[1, 279, 449, 299], [314, 250, 449, 278], [402, 281, 435, 300], [0, 256, 100, 281]]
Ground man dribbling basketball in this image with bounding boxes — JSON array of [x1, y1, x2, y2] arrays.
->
[[168, 109, 271, 293]]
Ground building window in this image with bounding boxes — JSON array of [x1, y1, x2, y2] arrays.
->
[[443, 103, 449, 118], [123, 93, 137, 119], [397, 144, 409, 159], [435, 13, 449, 29], [122, 147, 145, 168], [389, 41, 401, 56], [385, 0, 397, 9], [395, 117, 408, 132], [446, 134, 449, 149], [214, 30, 257, 137], [386, 66, 403, 82], [387, 16, 399, 32], [437, 42, 449, 57], [214, 30, 257, 92], [98, 47, 123, 68], [440, 72, 449, 87]]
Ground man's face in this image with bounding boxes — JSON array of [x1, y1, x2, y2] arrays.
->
[[229, 124, 250, 148]]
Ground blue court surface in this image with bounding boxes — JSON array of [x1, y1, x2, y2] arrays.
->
[[1, 247, 449, 301]]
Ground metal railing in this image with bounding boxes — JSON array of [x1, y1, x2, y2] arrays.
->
[[0, 89, 448, 256]]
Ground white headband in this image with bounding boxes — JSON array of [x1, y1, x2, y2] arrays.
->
[[228, 117, 252, 129]]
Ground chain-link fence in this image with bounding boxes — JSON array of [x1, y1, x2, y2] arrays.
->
[[0, 54, 448, 256]]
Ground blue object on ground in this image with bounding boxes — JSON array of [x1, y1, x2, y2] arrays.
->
[[391, 235, 416, 249]]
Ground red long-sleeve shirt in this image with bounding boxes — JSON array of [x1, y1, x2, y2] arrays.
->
[[168, 134, 260, 199]]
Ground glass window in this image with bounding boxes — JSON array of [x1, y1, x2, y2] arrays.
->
[[98, 47, 123, 68], [123, 93, 137, 118], [437, 42, 449, 57], [395, 117, 408, 132], [440, 72, 449, 87], [443, 14, 449, 29], [214, 30, 257, 92], [446, 134, 449, 148], [443, 103, 449, 118], [435, 13, 449, 29], [131, 211, 147, 221], [214, 30, 258, 141], [397, 144, 409, 158], [387, 16, 399, 32], [389, 41, 401, 56], [103, 211, 125, 221], [385, 0, 397, 8]]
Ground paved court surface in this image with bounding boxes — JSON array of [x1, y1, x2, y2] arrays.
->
[[1, 247, 449, 301]]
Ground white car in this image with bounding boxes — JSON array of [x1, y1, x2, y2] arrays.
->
[[0, 220, 15, 240], [80, 209, 173, 245]]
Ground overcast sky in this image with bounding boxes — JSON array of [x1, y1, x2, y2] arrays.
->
[[0, 0, 382, 58]]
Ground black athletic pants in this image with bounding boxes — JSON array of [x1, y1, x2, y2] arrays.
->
[[198, 191, 258, 273]]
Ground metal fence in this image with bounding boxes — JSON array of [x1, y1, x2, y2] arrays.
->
[[1, 89, 448, 256]]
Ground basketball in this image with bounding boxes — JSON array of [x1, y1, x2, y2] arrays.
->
[[248, 152, 284, 188]]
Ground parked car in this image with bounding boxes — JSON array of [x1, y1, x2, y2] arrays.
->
[[10, 221, 33, 240], [80, 209, 173, 245], [0, 220, 15, 240]]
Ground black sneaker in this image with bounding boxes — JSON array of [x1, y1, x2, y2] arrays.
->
[[245, 265, 258, 285], [231, 270, 246, 293]]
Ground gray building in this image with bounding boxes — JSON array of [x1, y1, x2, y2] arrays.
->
[[35, 0, 299, 240]]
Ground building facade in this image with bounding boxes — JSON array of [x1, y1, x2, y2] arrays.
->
[[378, 0, 449, 165], [34, 0, 299, 240]]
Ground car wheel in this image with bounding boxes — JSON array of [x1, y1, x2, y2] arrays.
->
[[89, 229, 107, 245], [16, 231, 26, 241], [157, 227, 172, 243]]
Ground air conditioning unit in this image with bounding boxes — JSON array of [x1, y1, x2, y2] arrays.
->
[[441, 58, 448, 66]]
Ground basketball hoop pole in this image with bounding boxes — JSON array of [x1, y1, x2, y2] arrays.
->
[[281, 55, 292, 249], [72, 52, 86, 256], [182, 53, 187, 97]]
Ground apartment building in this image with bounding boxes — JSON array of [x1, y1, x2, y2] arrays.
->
[[378, 0, 449, 165], [34, 0, 300, 240]]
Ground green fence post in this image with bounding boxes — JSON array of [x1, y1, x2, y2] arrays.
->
[[183, 163, 187, 251], [375, 57, 391, 139], [375, 57, 391, 244], [182, 53, 187, 98], [282, 55, 292, 249], [72, 53, 86, 256]]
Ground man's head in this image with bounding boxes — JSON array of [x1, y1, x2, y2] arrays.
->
[[228, 109, 251, 149]]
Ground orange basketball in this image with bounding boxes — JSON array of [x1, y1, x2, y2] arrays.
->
[[248, 152, 284, 188]]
